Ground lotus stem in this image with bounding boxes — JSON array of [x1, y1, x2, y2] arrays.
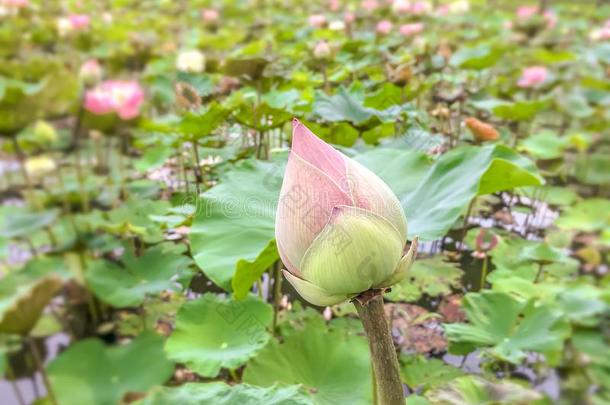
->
[[480, 254, 488, 290], [28, 338, 58, 405], [353, 292, 403, 405], [272, 261, 282, 336], [6, 361, 26, 405]]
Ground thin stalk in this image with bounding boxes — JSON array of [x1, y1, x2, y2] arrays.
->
[[28, 338, 58, 405], [191, 141, 202, 195], [460, 197, 476, 248], [353, 293, 403, 405], [272, 261, 282, 336], [256, 279, 264, 299], [6, 362, 26, 405], [534, 262, 545, 283], [479, 255, 488, 290]]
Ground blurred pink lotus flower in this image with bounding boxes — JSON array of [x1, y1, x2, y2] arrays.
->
[[376, 20, 393, 34], [313, 40, 332, 59], [275, 119, 417, 306], [79, 59, 102, 85], [2, 0, 28, 7], [399, 22, 424, 36], [392, 0, 411, 13], [361, 0, 379, 12], [201, 8, 219, 23], [308, 14, 327, 28], [68, 14, 90, 30], [591, 20, 610, 41], [344, 11, 356, 24], [516, 6, 557, 28], [517, 66, 548, 88], [84, 80, 144, 120], [328, 0, 341, 11], [410, 1, 430, 15]]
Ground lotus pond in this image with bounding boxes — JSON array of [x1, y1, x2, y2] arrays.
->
[[0, 1, 609, 404]]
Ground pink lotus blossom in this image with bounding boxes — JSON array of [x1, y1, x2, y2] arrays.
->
[[361, 0, 379, 11], [2, 0, 28, 7], [516, 6, 557, 28], [591, 27, 610, 41], [392, 0, 411, 13], [399, 22, 424, 36], [68, 14, 90, 30], [410, 1, 430, 15], [84, 80, 144, 120], [344, 11, 356, 24], [201, 8, 219, 23], [308, 14, 327, 28], [328, 0, 341, 11], [376, 20, 393, 35], [275, 120, 417, 306], [517, 66, 548, 88]]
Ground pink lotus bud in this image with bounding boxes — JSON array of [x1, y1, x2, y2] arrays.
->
[[308, 14, 327, 28], [275, 119, 418, 306], [376, 20, 393, 35], [409, 1, 430, 15], [344, 11, 356, 24], [2, 0, 28, 7], [79, 59, 103, 85], [517, 66, 548, 88], [591, 26, 610, 41], [361, 0, 379, 12], [84, 80, 144, 120], [68, 14, 90, 30], [392, 0, 411, 14], [516, 6, 538, 20], [313, 40, 332, 59], [328, 0, 341, 12], [201, 8, 219, 24], [399, 22, 424, 37]]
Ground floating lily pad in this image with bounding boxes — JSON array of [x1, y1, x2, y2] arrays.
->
[[0, 208, 60, 239], [426, 375, 544, 404], [400, 354, 464, 390], [136, 382, 312, 405], [47, 332, 174, 405], [444, 291, 570, 364], [0, 257, 69, 335], [244, 318, 372, 405], [555, 199, 610, 232], [165, 293, 272, 377], [85, 243, 193, 308], [387, 257, 462, 302]]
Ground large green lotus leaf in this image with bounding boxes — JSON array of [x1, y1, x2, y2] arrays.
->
[[136, 382, 312, 405], [0, 208, 60, 239], [178, 102, 229, 140], [386, 257, 463, 302], [425, 375, 544, 404], [444, 291, 570, 364], [232, 239, 279, 300], [313, 87, 381, 128], [353, 148, 431, 197], [165, 293, 272, 377], [47, 332, 174, 405], [243, 319, 371, 405], [574, 151, 610, 186], [85, 243, 193, 308], [519, 131, 570, 160], [555, 198, 610, 232], [402, 145, 543, 240], [450, 44, 504, 70], [189, 158, 283, 290], [472, 99, 550, 121], [400, 354, 464, 391], [0, 257, 70, 335]]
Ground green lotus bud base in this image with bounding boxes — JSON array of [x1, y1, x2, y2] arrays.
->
[[352, 289, 404, 405]]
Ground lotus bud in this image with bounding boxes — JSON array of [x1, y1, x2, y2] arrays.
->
[[376, 20, 393, 35], [517, 66, 548, 88], [25, 155, 56, 178], [176, 50, 206, 73], [201, 8, 219, 24], [275, 119, 418, 306], [313, 40, 332, 60], [308, 14, 327, 28], [79, 59, 103, 86], [33, 120, 58, 143], [464, 117, 500, 142]]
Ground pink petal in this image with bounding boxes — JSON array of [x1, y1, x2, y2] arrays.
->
[[275, 150, 352, 275], [291, 118, 347, 186]]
